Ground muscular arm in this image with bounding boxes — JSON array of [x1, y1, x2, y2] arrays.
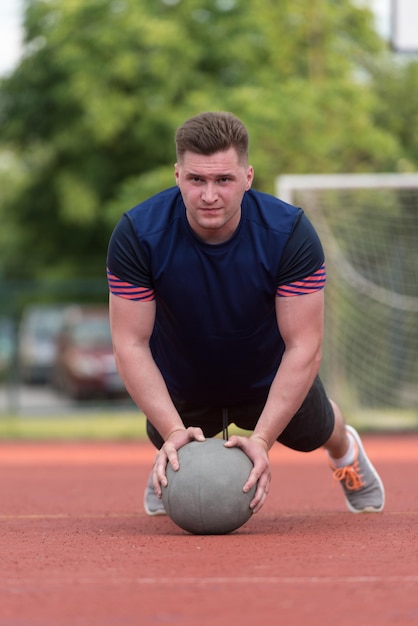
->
[[110, 293, 205, 489], [225, 289, 324, 512], [252, 289, 324, 449], [109, 293, 184, 441]]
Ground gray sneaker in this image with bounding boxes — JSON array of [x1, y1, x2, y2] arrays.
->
[[143, 470, 167, 516], [330, 425, 385, 513]]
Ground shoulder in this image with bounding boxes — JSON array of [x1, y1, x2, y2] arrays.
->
[[244, 189, 303, 234], [107, 186, 183, 288], [126, 187, 182, 237]]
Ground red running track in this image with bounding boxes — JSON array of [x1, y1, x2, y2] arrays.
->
[[0, 434, 417, 625]]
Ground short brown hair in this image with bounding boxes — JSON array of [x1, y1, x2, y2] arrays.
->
[[175, 112, 249, 163]]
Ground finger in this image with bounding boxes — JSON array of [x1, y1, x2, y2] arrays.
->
[[251, 490, 266, 514], [187, 426, 206, 442], [223, 434, 242, 449], [243, 466, 261, 493], [250, 474, 270, 513], [160, 441, 180, 473], [153, 452, 168, 496]]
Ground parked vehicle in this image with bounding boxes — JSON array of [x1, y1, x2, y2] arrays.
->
[[53, 306, 126, 400], [18, 305, 67, 384], [0, 316, 14, 380]]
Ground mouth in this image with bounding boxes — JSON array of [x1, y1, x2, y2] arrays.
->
[[200, 206, 222, 212]]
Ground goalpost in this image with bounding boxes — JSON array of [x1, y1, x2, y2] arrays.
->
[[275, 173, 418, 430]]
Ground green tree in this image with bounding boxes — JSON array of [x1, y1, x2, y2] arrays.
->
[[370, 57, 418, 169], [0, 0, 402, 280]]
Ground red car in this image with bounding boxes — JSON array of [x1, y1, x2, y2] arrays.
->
[[53, 306, 127, 400]]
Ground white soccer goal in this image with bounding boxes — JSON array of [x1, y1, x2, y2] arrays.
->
[[391, 0, 418, 53], [276, 173, 418, 430]]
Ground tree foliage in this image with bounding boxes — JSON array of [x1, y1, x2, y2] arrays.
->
[[369, 57, 418, 168], [0, 0, 415, 280]]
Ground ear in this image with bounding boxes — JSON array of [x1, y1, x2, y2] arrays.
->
[[174, 163, 180, 186], [245, 165, 254, 191]]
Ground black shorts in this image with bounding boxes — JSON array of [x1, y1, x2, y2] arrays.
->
[[146, 375, 335, 453]]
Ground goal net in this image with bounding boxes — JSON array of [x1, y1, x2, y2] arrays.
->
[[276, 173, 418, 429]]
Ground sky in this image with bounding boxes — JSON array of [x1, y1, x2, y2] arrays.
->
[[0, 0, 24, 77], [0, 0, 392, 78]]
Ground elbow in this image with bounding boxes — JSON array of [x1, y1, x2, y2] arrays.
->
[[113, 350, 123, 376], [312, 344, 323, 374]]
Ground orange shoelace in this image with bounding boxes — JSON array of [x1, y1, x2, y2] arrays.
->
[[333, 461, 365, 491]]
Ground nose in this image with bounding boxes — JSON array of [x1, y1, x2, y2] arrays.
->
[[201, 183, 218, 204]]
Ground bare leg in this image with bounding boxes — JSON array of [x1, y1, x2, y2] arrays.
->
[[323, 399, 350, 458]]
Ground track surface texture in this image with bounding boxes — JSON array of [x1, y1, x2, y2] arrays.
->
[[1, 434, 417, 625]]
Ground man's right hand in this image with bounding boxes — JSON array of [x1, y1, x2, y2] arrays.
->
[[153, 426, 205, 498]]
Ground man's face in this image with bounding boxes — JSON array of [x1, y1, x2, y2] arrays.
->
[[174, 147, 254, 244]]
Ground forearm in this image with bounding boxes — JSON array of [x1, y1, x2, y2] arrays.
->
[[114, 344, 185, 441], [252, 345, 322, 450]]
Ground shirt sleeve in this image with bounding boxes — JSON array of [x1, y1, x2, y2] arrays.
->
[[276, 212, 326, 297], [106, 213, 156, 301]]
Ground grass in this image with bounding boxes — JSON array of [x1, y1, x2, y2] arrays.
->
[[0, 411, 253, 441], [0, 411, 149, 441], [0, 408, 416, 442], [346, 407, 418, 433]]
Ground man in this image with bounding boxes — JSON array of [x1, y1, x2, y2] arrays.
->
[[107, 111, 384, 517]]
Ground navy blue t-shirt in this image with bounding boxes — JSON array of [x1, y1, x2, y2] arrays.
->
[[107, 187, 325, 404]]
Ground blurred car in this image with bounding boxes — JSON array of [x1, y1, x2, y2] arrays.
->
[[18, 305, 67, 384], [0, 316, 14, 379], [53, 306, 127, 400]]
